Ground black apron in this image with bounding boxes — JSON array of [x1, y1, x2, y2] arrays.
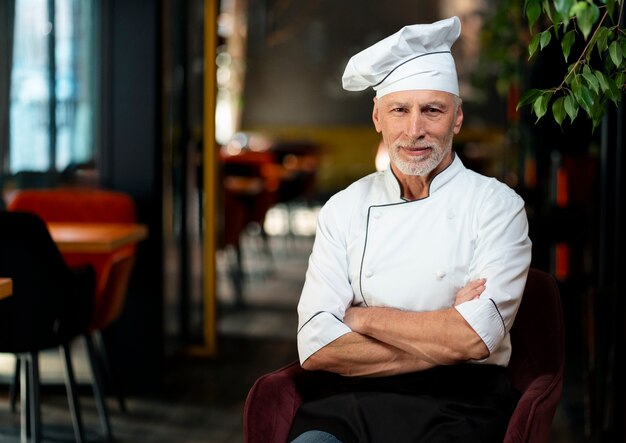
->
[[288, 364, 519, 443]]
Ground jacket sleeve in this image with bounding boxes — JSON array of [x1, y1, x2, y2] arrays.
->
[[454, 182, 532, 358], [296, 196, 354, 364]]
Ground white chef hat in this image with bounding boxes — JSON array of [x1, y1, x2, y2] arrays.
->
[[342, 16, 461, 98]]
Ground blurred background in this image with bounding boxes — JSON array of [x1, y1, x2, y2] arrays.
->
[[0, 0, 624, 442]]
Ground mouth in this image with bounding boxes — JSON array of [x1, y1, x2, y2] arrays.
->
[[400, 145, 432, 157]]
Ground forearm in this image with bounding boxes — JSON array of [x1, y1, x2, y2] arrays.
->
[[347, 306, 489, 364], [302, 331, 436, 377]]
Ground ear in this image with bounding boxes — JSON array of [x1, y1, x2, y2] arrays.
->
[[453, 104, 464, 135], [372, 98, 382, 133]]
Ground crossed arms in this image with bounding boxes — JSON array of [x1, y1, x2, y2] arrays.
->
[[302, 279, 490, 377]]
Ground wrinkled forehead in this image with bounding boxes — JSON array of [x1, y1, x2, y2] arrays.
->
[[376, 89, 457, 106]]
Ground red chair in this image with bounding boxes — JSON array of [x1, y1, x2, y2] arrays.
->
[[219, 150, 278, 307], [8, 188, 140, 435], [244, 269, 564, 443], [503, 268, 565, 442]]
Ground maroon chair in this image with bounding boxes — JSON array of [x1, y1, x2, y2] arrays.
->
[[244, 269, 564, 443], [503, 268, 565, 442]]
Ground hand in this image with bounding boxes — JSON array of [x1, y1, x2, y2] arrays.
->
[[454, 278, 486, 306]]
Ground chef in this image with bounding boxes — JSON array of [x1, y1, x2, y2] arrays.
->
[[289, 16, 532, 443]]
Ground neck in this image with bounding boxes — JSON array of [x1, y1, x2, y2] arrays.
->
[[392, 152, 454, 200]]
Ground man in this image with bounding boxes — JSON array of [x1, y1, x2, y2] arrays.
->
[[288, 16, 532, 443]]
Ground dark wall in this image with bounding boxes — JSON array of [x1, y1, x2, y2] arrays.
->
[[242, 0, 439, 127], [100, 0, 164, 394]]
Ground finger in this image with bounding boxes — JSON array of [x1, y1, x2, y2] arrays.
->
[[456, 281, 485, 297], [466, 278, 486, 288], [454, 283, 486, 306]]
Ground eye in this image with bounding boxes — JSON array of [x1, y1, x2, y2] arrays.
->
[[425, 106, 442, 114]]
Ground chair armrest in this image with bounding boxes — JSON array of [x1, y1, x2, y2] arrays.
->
[[244, 362, 305, 443], [504, 372, 564, 443]]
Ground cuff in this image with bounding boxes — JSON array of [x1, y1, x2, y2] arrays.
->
[[455, 298, 506, 353], [297, 312, 352, 364]]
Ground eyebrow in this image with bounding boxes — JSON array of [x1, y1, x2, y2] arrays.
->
[[420, 100, 448, 108], [385, 100, 449, 109]]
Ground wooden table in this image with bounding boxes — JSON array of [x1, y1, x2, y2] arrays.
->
[[0, 278, 12, 299], [47, 223, 149, 253]]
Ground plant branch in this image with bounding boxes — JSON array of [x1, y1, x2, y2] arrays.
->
[[557, 8, 610, 90]]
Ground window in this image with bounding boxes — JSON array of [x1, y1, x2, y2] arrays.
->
[[9, 0, 97, 175]]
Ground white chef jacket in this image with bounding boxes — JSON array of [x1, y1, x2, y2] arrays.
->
[[297, 154, 532, 366]]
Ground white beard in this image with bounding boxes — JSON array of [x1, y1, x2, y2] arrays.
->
[[388, 138, 452, 176]]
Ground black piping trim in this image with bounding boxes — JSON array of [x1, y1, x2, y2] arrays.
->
[[488, 298, 506, 333], [358, 155, 457, 304], [358, 208, 371, 306], [373, 51, 452, 88], [358, 154, 460, 307], [297, 311, 343, 334]]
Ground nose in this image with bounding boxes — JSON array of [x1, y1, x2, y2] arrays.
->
[[406, 112, 425, 139]]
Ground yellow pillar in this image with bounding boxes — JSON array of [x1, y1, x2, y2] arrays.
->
[[194, 0, 218, 356]]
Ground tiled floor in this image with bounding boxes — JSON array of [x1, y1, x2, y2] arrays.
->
[[0, 335, 299, 442], [0, 203, 588, 442]]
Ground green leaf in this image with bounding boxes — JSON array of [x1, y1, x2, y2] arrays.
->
[[586, 27, 599, 57], [553, 9, 566, 29], [533, 91, 554, 121], [606, 77, 621, 104], [562, 30, 576, 61], [555, 0, 574, 18], [564, 94, 579, 123], [517, 88, 543, 110], [554, 0, 573, 29], [526, 0, 542, 30], [564, 63, 579, 85], [571, 73, 583, 92], [616, 73, 626, 89], [606, 0, 616, 18], [542, 0, 554, 22], [552, 96, 567, 125], [609, 41, 623, 67], [569, 1, 587, 16], [574, 85, 595, 113], [595, 70, 610, 92], [591, 103, 604, 130], [589, 3, 600, 24], [583, 65, 600, 93], [572, 1, 600, 40], [540, 30, 552, 50], [529, 33, 541, 59], [596, 26, 610, 53]]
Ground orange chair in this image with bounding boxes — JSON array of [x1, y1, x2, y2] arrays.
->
[[8, 188, 139, 424], [244, 269, 564, 443]]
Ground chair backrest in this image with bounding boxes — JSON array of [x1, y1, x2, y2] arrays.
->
[[504, 268, 565, 442], [7, 188, 138, 331], [8, 188, 137, 223], [0, 212, 76, 351]]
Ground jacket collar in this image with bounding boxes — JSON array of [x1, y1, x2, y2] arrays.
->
[[383, 152, 464, 201]]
